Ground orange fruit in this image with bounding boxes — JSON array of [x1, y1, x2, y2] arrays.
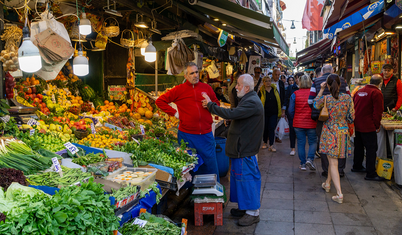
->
[[138, 108, 145, 116], [134, 113, 141, 120], [145, 111, 153, 119]]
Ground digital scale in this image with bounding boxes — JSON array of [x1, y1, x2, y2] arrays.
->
[[192, 174, 224, 197]]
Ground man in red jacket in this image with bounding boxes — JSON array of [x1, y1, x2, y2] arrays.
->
[[352, 74, 385, 181], [156, 62, 221, 180]]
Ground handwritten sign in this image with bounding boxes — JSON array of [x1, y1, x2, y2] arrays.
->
[[27, 118, 38, 126], [91, 123, 96, 134], [29, 129, 35, 136], [64, 142, 78, 155], [132, 218, 148, 228], [0, 115, 10, 123], [140, 125, 145, 135], [132, 137, 140, 144], [52, 157, 63, 177]]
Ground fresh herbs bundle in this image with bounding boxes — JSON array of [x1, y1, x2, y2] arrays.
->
[[120, 212, 183, 235]]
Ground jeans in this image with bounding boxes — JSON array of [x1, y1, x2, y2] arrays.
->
[[295, 128, 317, 165], [354, 131, 378, 178], [289, 119, 296, 149], [263, 114, 278, 146]]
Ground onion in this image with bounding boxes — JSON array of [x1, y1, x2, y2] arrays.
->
[[3, 54, 10, 60]]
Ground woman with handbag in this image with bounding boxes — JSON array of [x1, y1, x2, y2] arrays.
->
[[314, 74, 354, 204], [258, 76, 282, 152]]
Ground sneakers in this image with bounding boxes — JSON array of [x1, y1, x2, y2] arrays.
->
[[306, 160, 316, 171], [290, 150, 296, 156], [299, 164, 306, 171], [230, 208, 246, 217], [238, 214, 260, 226]]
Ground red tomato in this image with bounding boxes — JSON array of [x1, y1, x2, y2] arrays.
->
[[37, 94, 43, 99]]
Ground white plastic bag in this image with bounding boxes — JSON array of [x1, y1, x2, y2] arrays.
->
[[275, 117, 289, 140]]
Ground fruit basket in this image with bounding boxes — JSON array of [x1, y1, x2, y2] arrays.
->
[[75, 129, 89, 140]]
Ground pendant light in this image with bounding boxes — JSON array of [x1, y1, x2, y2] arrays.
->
[[79, 13, 92, 35], [73, 43, 89, 76], [135, 14, 148, 28], [290, 20, 295, 29], [141, 41, 149, 56], [144, 41, 156, 62], [18, 25, 42, 73]]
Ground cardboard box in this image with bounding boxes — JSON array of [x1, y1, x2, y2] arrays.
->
[[142, 165, 172, 183]]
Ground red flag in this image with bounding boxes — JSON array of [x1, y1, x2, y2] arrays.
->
[[302, 0, 324, 31]]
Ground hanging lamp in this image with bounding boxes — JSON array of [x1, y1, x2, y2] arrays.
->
[[73, 43, 89, 76], [18, 23, 42, 72], [290, 20, 295, 29], [144, 41, 156, 62], [141, 41, 149, 56], [79, 13, 92, 35]]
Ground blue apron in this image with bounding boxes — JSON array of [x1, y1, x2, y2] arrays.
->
[[178, 130, 220, 182], [230, 156, 261, 210]]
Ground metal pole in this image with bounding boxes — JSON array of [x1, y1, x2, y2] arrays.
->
[[155, 54, 158, 95], [0, 1, 4, 99]]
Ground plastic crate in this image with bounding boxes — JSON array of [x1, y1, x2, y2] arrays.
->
[[106, 167, 157, 190]]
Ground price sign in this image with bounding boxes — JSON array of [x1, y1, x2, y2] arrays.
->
[[132, 218, 148, 228], [64, 142, 78, 155], [52, 94, 56, 103], [52, 157, 63, 177], [29, 129, 35, 136], [27, 118, 38, 126], [91, 123, 96, 134], [0, 115, 10, 123], [132, 137, 140, 144], [140, 125, 145, 135]]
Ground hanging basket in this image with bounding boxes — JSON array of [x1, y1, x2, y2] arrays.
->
[[104, 17, 120, 38], [70, 23, 87, 41], [134, 31, 146, 47], [95, 31, 108, 50], [120, 29, 135, 48]]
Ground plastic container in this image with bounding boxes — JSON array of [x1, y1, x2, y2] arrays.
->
[[376, 157, 394, 180], [215, 137, 229, 177], [106, 167, 157, 190], [394, 146, 402, 185], [193, 174, 217, 187]]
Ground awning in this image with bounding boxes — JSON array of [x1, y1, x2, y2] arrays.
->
[[296, 39, 332, 60], [180, 0, 289, 55], [251, 41, 278, 59], [323, 0, 384, 39], [335, 13, 382, 44], [323, 0, 372, 30]]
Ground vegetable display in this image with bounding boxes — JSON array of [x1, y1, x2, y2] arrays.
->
[[111, 185, 139, 202], [140, 182, 162, 204], [27, 166, 91, 187], [72, 152, 107, 166], [0, 168, 26, 190], [0, 139, 54, 174], [17, 131, 68, 152], [0, 178, 120, 235], [120, 212, 183, 235]]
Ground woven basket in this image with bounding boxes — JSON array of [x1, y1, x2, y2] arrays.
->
[[75, 129, 89, 140], [69, 22, 87, 40], [134, 31, 146, 47], [120, 29, 135, 48], [104, 17, 120, 38]]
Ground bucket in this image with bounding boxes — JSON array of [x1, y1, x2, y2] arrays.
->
[[215, 137, 229, 177]]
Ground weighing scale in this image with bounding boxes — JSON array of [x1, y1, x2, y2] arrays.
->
[[7, 99, 38, 125], [192, 174, 224, 197]]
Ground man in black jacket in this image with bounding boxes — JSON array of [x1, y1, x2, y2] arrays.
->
[[202, 74, 264, 227], [308, 65, 350, 177]]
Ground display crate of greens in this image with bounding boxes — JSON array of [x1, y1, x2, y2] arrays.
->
[[110, 184, 141, 209], [106, 167, 157, 190]]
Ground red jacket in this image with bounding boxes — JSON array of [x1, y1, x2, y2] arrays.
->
[[293, 89, 317, 129], [353, 85, 383, 132], [155, 81, 220, 134]]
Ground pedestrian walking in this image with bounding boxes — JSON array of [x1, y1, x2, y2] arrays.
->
[[352, 74, 385, 181], [156, 62, 221, 180], [258, 76, 282, 152], [288, 75, 317, 171], [314, 74, 355, 204], [271, 68, 286, 143], [287, 76, 294, 86], [309, 65, 351, 177], [285, 72, 303, 156], [202, 74, 264, 226]]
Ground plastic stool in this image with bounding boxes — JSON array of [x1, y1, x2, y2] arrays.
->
[[194, 202, 223, 226]]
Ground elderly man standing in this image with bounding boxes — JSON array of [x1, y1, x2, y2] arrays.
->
[[353, 75, 385, 181], [202, 74, 264, 226], [156, 62, 221, 179], [308, 65, 350, 177], [380, 64, 402, 112]]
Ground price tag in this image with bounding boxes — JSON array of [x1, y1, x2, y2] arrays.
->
[[29, 129, 35, 136], [52, 94, 56, 103], [52, 157, 63, 177], [140, 125, 145, 135], [64, 142, 79, 155], [0, 115, 10, 123], [132, 218, 148, 228], [91, 123, 96, 134], [132, 137, 140, 144], [27, 118, 38, 126]]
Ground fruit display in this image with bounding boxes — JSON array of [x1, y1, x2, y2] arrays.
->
[[81, 101, 92, 112], [4, 72, 16, 99], [77, 133, 127, 149], [18, 131, 73, 152], [107, 116, 135, 129], [79, 84, 96, 101]]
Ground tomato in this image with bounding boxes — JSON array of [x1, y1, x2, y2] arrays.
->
[[26, 88, 32, 94], [79, 120, 85, 125], [41, 103, 46, 108], [37, 94, 43, 99], [32, 94, 37, 99], [33, 98, 40, 103]]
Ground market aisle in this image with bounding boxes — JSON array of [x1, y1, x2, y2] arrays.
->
[[214, 138, 402, 235]]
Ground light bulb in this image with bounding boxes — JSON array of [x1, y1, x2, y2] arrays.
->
[[73, 51, 89, 76], [18, 27, 42, 73], [79, 13, 92, 35], [141, 41, 149, 56], [144, 41, 156, 62]]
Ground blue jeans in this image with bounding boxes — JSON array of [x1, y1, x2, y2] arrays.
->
[[294, 128, 317, 165]]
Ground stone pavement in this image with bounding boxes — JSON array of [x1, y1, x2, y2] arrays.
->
[[212, 138, 402, 235]]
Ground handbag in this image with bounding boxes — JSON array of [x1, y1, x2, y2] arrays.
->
[[318, 96, 329, 122]]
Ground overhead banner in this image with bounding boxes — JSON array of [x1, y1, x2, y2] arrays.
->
[[324, 0, 384, 39], [302, 0, 325, 31]]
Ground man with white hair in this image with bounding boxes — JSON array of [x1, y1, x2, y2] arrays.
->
[[308, 64, 350, 177], [202, 74, 264, 226]]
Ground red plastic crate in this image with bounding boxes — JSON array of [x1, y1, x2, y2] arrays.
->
[[194, 202, 223, 226]]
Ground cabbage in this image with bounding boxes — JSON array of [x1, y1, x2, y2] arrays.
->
[[5, 183, 47, 202]]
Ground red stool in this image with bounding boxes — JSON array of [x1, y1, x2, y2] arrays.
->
[[194, 202, 223, 226]]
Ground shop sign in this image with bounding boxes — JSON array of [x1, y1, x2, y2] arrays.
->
[[108, 85, 126, 101], [217, 30, 229, 47], [347, 66, 352, 72]]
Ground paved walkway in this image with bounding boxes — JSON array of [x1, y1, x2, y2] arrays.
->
[[213, 138, 402, 235]]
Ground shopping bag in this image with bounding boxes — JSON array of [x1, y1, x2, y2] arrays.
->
[[275, 117, 289, 140]]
